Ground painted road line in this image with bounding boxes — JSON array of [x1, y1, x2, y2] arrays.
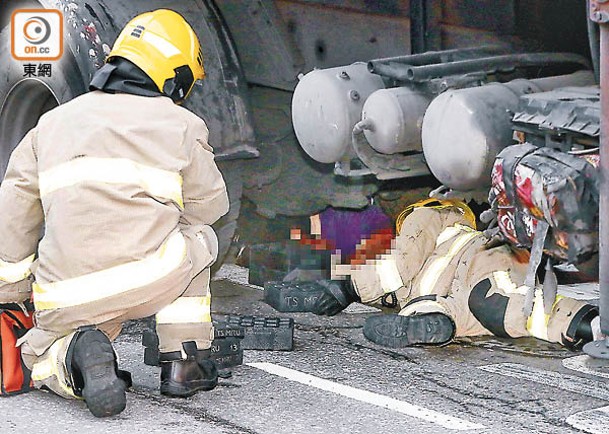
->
[[563, 355, 609, 380], [248, 362, 485, 431], [561, 356, 609, 434], [566, 405, 609, 434], [479, 363, 609, 401]]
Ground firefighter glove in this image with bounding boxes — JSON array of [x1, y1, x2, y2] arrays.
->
[[312, 279, 360, 316]]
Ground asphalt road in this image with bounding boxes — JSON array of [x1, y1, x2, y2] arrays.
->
[[3, 265, 609, 434]]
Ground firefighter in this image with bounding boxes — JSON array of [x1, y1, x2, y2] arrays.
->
[[0, 10, 227, 417], [313, 200, 600, 349]]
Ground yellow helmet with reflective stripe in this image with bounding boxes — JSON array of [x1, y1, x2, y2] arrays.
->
[[396, 198, 477, 235], [108, 9, 204, 102]]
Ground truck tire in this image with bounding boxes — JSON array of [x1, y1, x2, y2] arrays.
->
[[212, 161, 242, 273], [0, 0, 254, 269]]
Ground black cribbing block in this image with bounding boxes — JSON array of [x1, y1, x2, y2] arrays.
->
[[226, 315, 294, 351], [214, 325, 245, 339], [209, 337, 243, 369], [143, 346, 160, 367], [142, 330, 160, 366], [210, 322, 244, 369], [264, 280, 326, 312], [142, 329, 159, 348], [142, 324, 244, 368]]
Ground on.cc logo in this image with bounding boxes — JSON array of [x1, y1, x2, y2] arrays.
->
[[11, 9, 63, 61], [22, 16, 52, 45]]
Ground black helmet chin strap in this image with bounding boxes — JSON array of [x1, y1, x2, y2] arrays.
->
[[89, 58, 164, 98], [162, 65, 195, 104]]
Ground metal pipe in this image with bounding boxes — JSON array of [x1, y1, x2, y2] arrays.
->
[[586, 0, 601, 83], [409, 0, 427, 54], [598, 22, 609, 345], [582, 0, 609, 360], [401, 52, 590, 82], [409, 0, 441, 54], [367, 46, 507, 75]]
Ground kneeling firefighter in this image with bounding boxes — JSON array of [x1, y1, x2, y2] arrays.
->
[[0, 10, 227, 416], [313, 200, 600, 349]]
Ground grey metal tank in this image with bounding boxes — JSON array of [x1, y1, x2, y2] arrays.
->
[[421, 71, 595, 191], [360, 87, 432, 154], [291, 63, 385, 163]]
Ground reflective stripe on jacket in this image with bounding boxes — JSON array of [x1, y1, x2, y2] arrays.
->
[[0, 91, 229, 306], [411, 223, 487, 298]]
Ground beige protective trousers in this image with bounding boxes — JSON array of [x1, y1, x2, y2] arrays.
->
[[15, 223, 218, 398], [338, 207, 592, 345], [0, 91, 230, 398]]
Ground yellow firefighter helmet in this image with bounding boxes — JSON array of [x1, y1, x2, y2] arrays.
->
[[395, 198, 477, 235], [108, 9, 205, 102]]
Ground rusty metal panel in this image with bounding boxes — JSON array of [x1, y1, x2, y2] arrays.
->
[[441, 25, 517, 50], [276, 1, 411, 72], [515, 0, 588, 54], [215, 0, 304, 91], [276, 0, 410, 16], [442, 0, 515, 33]]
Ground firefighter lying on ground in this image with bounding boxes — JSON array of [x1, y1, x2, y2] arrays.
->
[[0, 10, 226, 417], [307, 201, 600, 349]]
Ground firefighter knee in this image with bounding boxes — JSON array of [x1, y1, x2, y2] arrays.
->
[[29, 332, 79, 399]]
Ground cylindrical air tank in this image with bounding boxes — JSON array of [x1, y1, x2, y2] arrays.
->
[[421, 71, 595, 191], [291, 63, 385, 163], [361, 87, 432, 154]]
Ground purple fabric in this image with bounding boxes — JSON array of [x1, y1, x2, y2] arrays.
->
[[319, 205, 392, 260]]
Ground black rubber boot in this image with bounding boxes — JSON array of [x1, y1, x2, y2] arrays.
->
[[562, 304, 599, 349], [69, 330, 127, 417], [160, 342, 218, 398], [363, 313, 455, 348], [160, 359, 218, 397]]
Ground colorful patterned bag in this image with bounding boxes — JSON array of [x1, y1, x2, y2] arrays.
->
[[489, 143, 599, 264]]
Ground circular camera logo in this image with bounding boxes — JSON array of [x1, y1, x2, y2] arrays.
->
[[23, 16, 51, 45], [11, 9, 63, 61]]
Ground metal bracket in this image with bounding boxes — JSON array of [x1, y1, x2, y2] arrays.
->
[[215, 144, 260, 162], [584, 338, 609, 359], [590, 0, 609, 23], [350, 128, 430, 180]]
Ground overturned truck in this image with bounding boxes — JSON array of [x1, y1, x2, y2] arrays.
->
[[0, 0, 601, 265]]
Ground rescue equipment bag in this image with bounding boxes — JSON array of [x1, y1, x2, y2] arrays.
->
[[489, 143, 599, 264], [0, 304, 34, 396]]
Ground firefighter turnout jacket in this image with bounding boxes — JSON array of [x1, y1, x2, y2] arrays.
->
[[0, 91, 228, 396], [335, 207, 593, 346]]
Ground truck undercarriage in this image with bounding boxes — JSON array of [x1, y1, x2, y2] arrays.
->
[[1, 1, 609, 431]]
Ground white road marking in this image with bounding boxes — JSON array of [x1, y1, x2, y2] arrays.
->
[[562, 356, 609, 433], [523, 356, 609, 434], [566, 406, 609, 433], [563, 355, 609, 380], [248, 362, 485, 431], [478, 363, 609, 401]]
